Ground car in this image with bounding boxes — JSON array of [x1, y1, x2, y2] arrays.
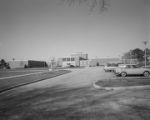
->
[[115, 64, 150, 77], [142, 65, 150, 69], [104, 64, 118, 72]]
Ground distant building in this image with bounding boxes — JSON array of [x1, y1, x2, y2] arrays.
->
[[57, 52, 88, 67], [8, 60, 28, 69], [28, 60, 48, 68], [89, 58, 122, 67], [121, 59, 138, 64], [62, 57, 79, 67], [71, 52, 88, 60], [57, 53, 123, 67], [8, 60, 48, 69]]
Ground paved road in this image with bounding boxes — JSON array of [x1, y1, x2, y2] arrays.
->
[[0, 67, 109, 95], [18, 67, 114, 92]]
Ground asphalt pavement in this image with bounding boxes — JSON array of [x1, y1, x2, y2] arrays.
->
[[19, 67, 112, 91]]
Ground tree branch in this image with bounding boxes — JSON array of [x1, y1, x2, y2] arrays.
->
[[63, 0, 109, 12]]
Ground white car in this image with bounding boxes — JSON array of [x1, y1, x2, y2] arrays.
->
[[115, 64, 150, 77], [142, 66, 150, 69], [104, 64, 118, 72]]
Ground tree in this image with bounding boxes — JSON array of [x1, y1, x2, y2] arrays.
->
[[121, 48, 150, 65], [24, 64, 28, 68], [132, 48, 144, 62], [122, 52, 131, 60], [146, 48, 150, 57], [63, 0, 109, 12], [0, 59, 10, 69]]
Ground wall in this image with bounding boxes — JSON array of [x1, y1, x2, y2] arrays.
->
[[89, 58, 122, 67], [28, 60, 47, 68], [8, 61, 28, 69]]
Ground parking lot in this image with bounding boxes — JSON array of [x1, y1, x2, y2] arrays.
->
[[0, 67, 150, 120]]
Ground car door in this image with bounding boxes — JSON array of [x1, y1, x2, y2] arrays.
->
[[135, 67, 144, 75], [123, 65, 132, 74], [128, 65, 142, 75], [132, 65, 143, 75], [125, 65, 137, 75]]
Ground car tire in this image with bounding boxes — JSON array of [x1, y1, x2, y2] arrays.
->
[[121, 72, 127, 77], [143, 71, 150, 77]]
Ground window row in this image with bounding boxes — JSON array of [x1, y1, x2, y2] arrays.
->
[[62, 58, 75, 61]]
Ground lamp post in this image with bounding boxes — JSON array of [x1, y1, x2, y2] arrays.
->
[[48, 57, 54, 71], [130, 50, 132, 64], [143, 41, 148, 67]]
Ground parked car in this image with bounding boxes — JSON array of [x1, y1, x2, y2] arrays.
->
[[142, 65, 150, 69], [104, 64, 118, 72], [115, 64, 150, 77]]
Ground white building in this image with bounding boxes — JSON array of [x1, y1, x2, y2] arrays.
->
[[8, 60, 28, 69], [57, 53, 89, 67]]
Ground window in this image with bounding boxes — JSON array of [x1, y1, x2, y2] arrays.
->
[[126, 65, 130, 68], [127, 65, 137, 68], [62, 58, 66, 61], [67, 58, 70, 61], [71, 58, 75, 61], [132, 65, 138, 68]]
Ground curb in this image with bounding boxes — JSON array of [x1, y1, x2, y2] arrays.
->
[[93, 81, 150, 91]]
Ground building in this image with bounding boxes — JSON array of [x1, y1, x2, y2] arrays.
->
[[121, 59, 138, 64], [8, 60, 28, 69], [89, 58, 122, 67], [8, 60, 48, 69], [57, 53, 122, 68], [28, 60, 48, 68], [71, 52, 88, 60], [62, 57, 79, 67], [57, 53, 88, 67]]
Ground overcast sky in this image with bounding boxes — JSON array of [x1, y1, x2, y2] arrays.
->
[[0, 0, 150, 61]]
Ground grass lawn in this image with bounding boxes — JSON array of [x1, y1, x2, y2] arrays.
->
[[0, 85, 150, 120], [96, 77, 150, 87], [0, 70, 71, 92], [0, 68, 49, 78]]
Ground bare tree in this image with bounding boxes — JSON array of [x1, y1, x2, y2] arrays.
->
[[62, 0, 110, 12]]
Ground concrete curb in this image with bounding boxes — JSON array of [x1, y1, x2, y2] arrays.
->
[[93, 81, 150, 91]]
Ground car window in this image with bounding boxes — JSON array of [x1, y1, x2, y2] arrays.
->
[[132, 65, 138, 68], [131, 65, 135, 68], [126, 65, 130, 68], [126, 65, 138, 68]]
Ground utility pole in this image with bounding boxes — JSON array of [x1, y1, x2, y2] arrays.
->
[[143, 41, 148, 67], [130, 50, 132, 64]]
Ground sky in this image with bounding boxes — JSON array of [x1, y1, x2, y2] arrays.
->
[[0, 0, 150, 61]]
